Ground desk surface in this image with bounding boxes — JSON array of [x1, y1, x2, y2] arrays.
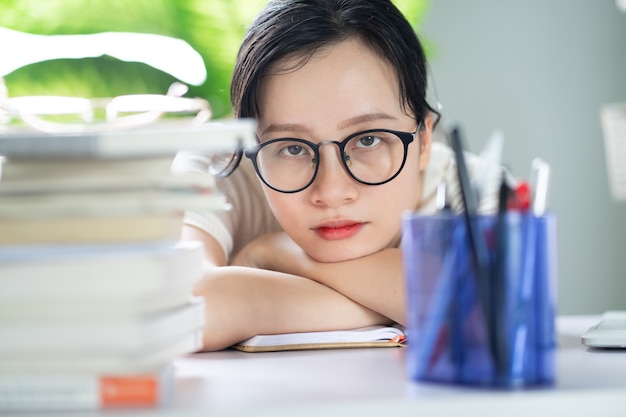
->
[[23, 316, 626, 417], [170, 315, 626, 417]]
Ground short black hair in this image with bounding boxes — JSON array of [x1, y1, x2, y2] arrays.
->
[[231, 0, 438, 125]]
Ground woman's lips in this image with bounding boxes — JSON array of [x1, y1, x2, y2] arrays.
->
[[313, 222, 365, 240]]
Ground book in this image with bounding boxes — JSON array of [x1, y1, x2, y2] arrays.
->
[[0, 187, 227, 218], [0, 155, 217, 193], [0, 297, 205, 354], [0, 241, 204, 300], [0, 287, 196, 320], [233, 325, 407, 352], [0, 118, 256, 159], [0, 329, 202, 374], [0, 154, 175, 179], [0, 213, 184, 245], [0, 364, 175, 410]]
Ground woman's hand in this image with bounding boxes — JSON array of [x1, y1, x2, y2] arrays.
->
[[231, 232, 308, 271]]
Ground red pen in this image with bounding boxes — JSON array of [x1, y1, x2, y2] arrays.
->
[[508, 181, 531, 211]]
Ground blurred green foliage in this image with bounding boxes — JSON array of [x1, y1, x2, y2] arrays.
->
[[0, 0, 429, 119]]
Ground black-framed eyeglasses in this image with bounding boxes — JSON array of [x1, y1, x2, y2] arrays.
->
[[241, 127, 418, 193]]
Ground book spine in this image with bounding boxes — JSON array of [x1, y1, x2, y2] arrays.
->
[[0, 368, 173, 410], [0, 241, 204, 300], [0, 297, 206, 352], [0, 119, 256, 158]]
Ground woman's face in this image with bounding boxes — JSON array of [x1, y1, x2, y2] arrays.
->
[[256, 38, 432, 262]]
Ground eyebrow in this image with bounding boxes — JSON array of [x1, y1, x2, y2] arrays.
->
[[260, 123, 308, 136], [336, 112, 397, 130], [260, 112, 398, 137]]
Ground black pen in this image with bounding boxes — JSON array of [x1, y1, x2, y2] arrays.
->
[[494, 173, 510, 379], [448, 127, 499, 377]]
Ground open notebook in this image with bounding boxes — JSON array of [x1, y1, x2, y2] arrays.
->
[[581, 311, 626, 348], [233, 325, 406, 353]]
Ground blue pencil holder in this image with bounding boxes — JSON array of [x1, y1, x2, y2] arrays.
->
[[401, 212, 557, 388]]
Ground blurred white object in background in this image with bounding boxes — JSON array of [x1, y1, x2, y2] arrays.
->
[[600, 103, 626, 201], [0, 27, 207, 86]]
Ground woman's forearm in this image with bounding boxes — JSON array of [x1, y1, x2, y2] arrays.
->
[[294, 249, 407, 325], [233, 233, 407, 325], [193, 265, 390, 351]]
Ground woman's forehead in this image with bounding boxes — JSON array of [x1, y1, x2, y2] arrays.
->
[[257, 39, 408, 135]]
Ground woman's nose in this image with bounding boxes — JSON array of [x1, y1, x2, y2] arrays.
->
[[308, 145, 358, 207]]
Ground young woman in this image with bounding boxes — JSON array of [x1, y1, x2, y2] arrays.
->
[[177, 0, 479, 351]]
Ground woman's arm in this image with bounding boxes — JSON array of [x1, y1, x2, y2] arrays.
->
[[231, 232, 407, 325], [181, 225, 390, 351]]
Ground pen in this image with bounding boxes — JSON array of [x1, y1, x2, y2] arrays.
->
[[416, 230, 458, 376], [494, 173, 510, 380], [417, 188, 457, 378], [529, 158, 550, 216], [448, 127, 489, 265], [509, 181, 531, 211], [448, 127, 499, 377]]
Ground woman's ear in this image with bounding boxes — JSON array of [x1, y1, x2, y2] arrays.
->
[[418, 112, 434, 171]]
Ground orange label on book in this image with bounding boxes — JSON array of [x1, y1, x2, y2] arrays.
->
[[100, 376, 158, 407]]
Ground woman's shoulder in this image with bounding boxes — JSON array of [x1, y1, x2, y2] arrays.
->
[[171, 151, 282, 258]]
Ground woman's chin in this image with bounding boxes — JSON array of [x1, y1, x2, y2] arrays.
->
[[305, 247, 372, 264]]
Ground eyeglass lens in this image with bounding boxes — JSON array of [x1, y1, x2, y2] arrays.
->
[[251, 130, 410, 192]]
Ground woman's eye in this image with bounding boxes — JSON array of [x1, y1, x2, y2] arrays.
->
[[280, 144, 306, 156], [356, 135, 381, 148]]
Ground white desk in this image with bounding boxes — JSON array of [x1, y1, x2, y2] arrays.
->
[[164, 315, 626, 417], [20, 316, 626, 417]]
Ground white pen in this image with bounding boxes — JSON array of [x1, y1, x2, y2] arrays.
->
[[530, 158, 550, 216]]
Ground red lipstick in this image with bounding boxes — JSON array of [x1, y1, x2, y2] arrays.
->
[[314, 221, 364, 240]]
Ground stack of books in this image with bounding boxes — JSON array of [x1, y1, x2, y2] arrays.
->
[[0, 119, 255, 411]]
